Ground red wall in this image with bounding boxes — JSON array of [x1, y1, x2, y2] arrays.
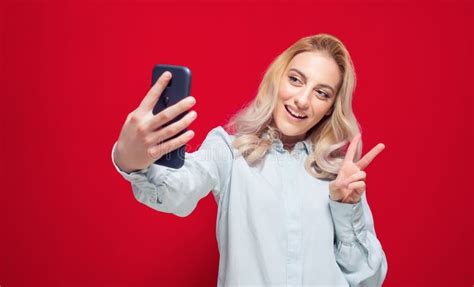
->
[[1, 0, 472, 286]]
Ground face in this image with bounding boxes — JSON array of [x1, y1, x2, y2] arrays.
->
[[272, 51, 341, 144]]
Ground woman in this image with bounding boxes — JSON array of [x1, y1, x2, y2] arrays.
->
[[112, 33, 388, 286]]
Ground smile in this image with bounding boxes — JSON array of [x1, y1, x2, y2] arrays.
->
[[285, 105, 307, 119]]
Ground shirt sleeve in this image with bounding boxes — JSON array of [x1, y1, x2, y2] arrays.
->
[[111, 126, 234, 217], [328, 192, 388, 287]]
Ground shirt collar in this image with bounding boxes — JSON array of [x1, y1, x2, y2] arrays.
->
[[269, 134, 313, 155]]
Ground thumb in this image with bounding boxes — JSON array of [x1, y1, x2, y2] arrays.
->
[[137, 71, 172, 114]]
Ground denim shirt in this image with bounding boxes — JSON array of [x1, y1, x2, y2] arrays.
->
[[111, 126, 388, 287]]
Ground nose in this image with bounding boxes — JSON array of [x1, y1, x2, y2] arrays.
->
[[294, 89, 311, 110]]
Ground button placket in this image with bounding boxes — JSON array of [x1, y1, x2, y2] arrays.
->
[[281, 151, 303, 286]]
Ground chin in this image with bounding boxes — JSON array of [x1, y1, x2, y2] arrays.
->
[[273, 118, 307, 137], [279, 124, 303, 136]]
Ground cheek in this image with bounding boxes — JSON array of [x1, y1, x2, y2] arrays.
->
[[278, 83, 294, 101], [273, 96, 286, 120], [309, 101, 332, 119]]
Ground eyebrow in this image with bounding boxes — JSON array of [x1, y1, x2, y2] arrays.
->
[[288, 68, 336, 94]]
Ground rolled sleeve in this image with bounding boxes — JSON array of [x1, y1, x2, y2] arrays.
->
[[328, 192, 388, 286], [110, 126, 233, 217], [111, 141, 173, 208], [328, 196, 365, 244]]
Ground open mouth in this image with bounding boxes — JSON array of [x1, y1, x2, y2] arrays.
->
[[285, 105, 307, 119]]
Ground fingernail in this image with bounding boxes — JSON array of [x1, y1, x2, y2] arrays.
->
[[188, 96, 196, 105], [163, 71, 171, 79]]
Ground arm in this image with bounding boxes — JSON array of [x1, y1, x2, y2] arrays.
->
[[111, 126, 233, 217], [328, 192, 388, 286]]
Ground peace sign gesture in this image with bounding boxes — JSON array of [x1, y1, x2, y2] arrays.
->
[[328, 133, 386, 204]]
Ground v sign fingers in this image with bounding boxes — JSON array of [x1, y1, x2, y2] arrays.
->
[[344, 133, 361, 163], [356, 143, 386, 170]]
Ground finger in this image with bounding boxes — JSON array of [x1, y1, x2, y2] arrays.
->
[[356, 143, 386, 170], [146, 96, 196, 132], [137, 71, 172, 114], [341, 191, 352, 203], [347, 180, 365, 191], [342, 185, 365, 203], [148, 110, 197, 145], [148, 130, 195, 160], [344, 133, 361, 163], [342, 170, 366, 186]]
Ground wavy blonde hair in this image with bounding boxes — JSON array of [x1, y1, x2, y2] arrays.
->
[[225, 33, 363, 181]]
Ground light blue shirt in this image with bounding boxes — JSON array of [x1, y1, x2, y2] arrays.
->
[[111, 126, 388, 287]]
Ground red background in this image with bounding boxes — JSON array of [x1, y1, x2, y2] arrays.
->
[[1, 0, 472, 286]]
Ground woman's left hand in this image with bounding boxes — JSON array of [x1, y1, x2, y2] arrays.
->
[[329, 133, 385, 204]]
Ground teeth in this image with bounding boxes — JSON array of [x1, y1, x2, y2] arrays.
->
[[286, 105, 306, 118]]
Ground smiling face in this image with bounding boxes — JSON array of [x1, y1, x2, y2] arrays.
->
[[272, 51, 341, 146]]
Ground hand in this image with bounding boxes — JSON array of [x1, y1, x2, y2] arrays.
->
[[113, 71, 197, 173], [328, 133, 385, 204]]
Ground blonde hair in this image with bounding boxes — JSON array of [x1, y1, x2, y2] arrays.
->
[[225, 33, 363, 181]]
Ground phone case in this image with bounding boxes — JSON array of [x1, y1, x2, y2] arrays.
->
[[151, 64, 192, 169]]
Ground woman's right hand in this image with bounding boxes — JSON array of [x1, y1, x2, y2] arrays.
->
[[113, 71, 197, 173]]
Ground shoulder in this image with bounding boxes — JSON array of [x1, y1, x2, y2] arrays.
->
[[200, 126, 236, 159], [206, 125, 234, 140]]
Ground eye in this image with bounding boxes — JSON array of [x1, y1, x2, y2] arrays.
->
[[288, 75, 301, 85], [316, 90, 330, 99]]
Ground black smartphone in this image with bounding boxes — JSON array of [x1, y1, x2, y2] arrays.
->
[[151, 64, 192, 169]]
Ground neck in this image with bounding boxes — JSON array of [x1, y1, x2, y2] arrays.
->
[[268, 121, 306, 151], [280, 133, 305, 152]]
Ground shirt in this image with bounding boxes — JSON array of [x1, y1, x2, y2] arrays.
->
[[111, 126, 388, 287]]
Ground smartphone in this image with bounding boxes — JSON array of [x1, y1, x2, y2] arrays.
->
[[151, 64, 192, 169]]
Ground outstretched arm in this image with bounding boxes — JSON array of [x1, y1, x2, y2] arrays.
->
[[112, 126, 233, 217]]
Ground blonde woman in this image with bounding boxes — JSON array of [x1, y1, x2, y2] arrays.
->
[[112, 33, 388, 286]]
